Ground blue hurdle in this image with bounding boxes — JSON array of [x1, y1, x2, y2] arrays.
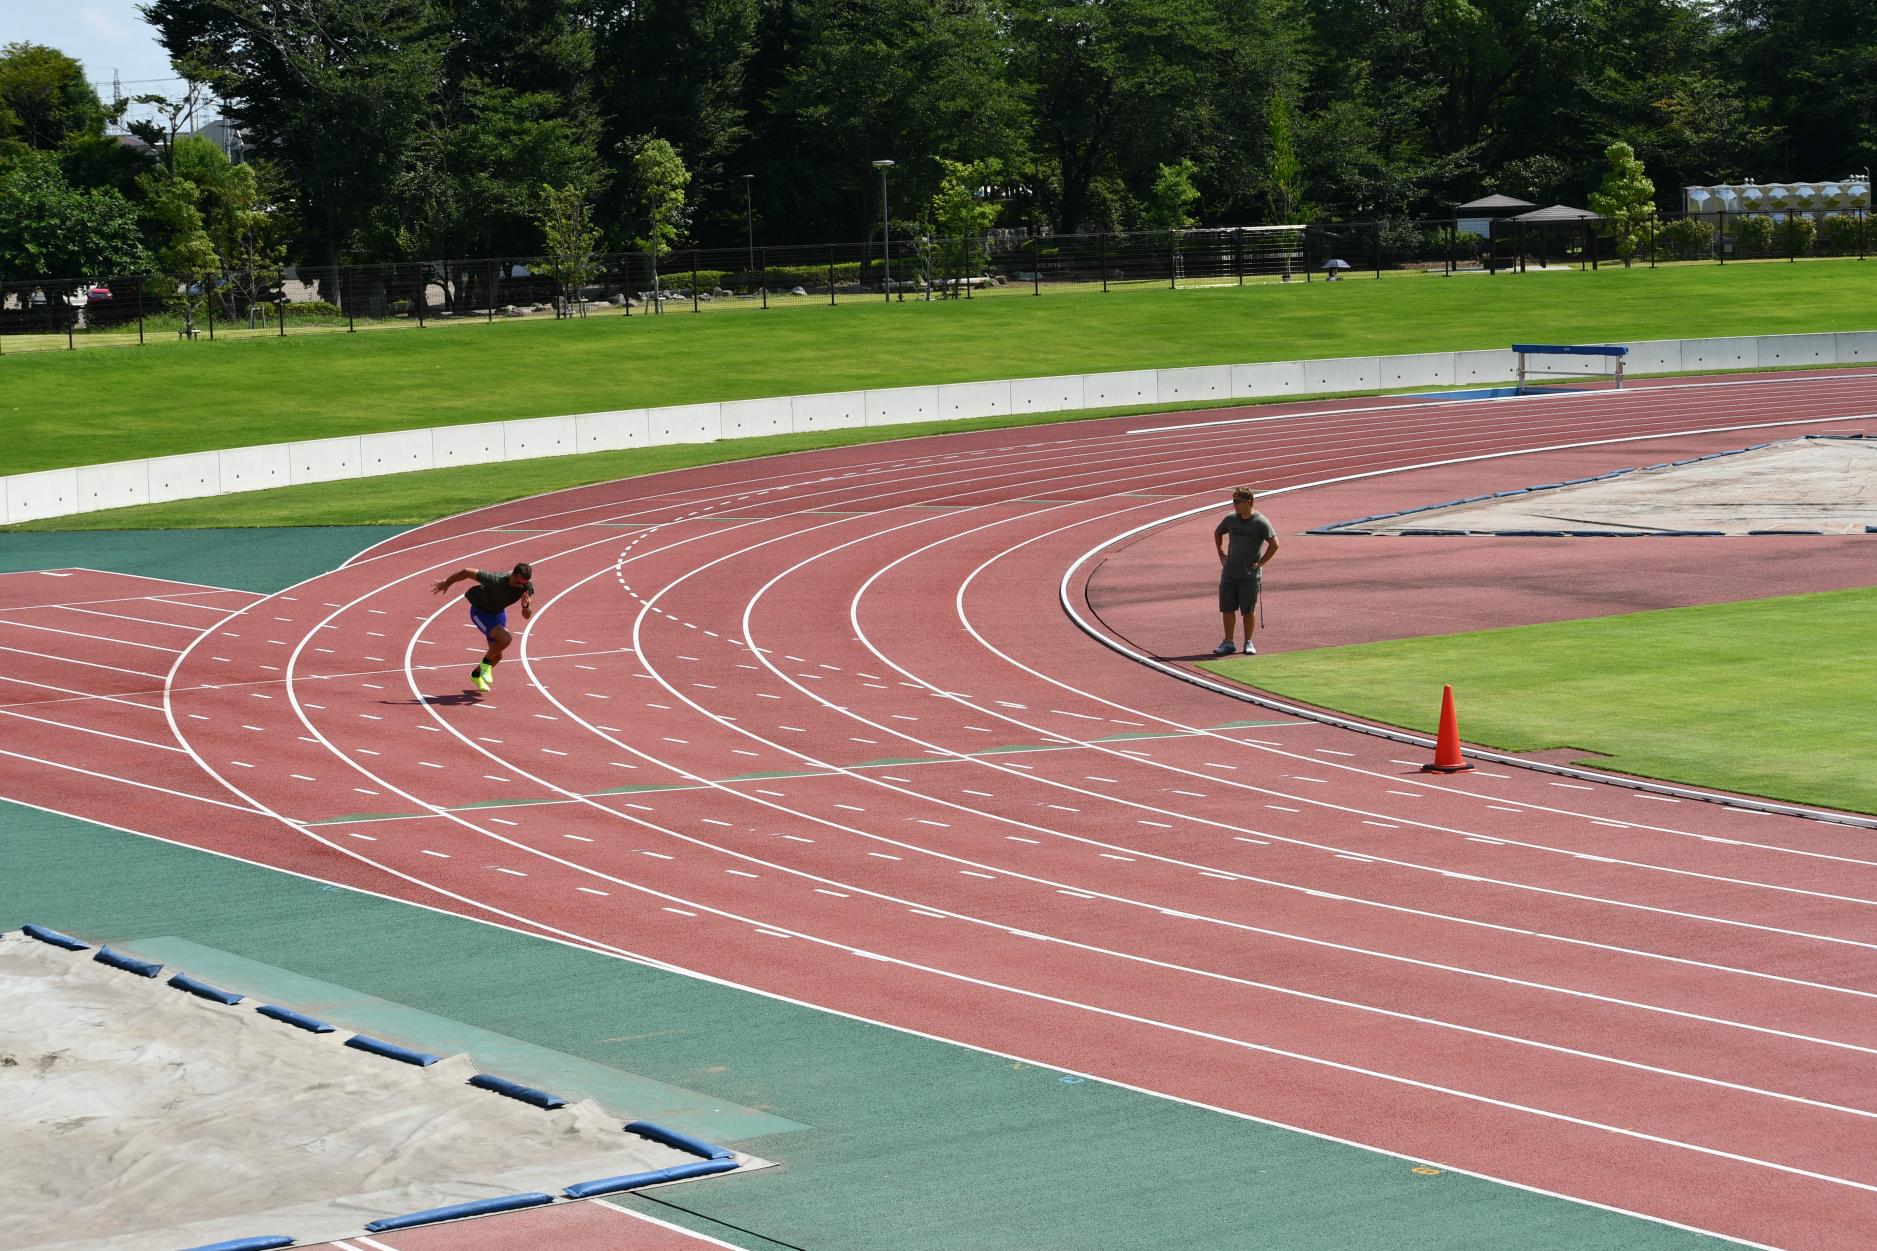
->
[[1511, 343, 1628, 392]]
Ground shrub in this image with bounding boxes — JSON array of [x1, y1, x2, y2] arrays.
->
[[283, 300, 345, 322], [1821, 212, 1868, 256], [1731, 213, 1776, 257], [1653, 217, 1713, 260], [1776, 215, 1817, 257]]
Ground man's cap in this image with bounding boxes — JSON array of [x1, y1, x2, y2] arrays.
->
[[512, 562, 533, 580]]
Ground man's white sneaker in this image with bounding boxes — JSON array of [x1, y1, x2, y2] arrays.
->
[[1243, 642, 1258, 655], [1211, 640, 1236, 656]]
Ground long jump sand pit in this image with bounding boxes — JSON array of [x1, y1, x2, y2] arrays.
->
[[1334, 435, 1877, 536], [2, 930, 757, 1251]]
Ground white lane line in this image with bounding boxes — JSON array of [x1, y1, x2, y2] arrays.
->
[[0, 620, 184, 652], [0, 747, 265, 814], [0, 706, 185, 753], [0, 644, 165, 679]]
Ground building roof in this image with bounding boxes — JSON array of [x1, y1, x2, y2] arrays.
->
[[1512, 203, 1604, 223], [1454, 194, 1536, 212]]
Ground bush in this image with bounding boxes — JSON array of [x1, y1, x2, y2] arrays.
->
[[1731, 213, 1776, 257], [1821, 212, 1869, 256], [1654, 217, 1713, 260], [1777, 214, 1817, 257], [283, 300, 345, 322], [635, 262, 865, 293]]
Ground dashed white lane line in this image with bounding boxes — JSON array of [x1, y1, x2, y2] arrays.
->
[[1551, 781, 1597, 791], [578, 887, 610, 896], [1005, 835, 1040, 844], [814, 888, 849, 898], [564, 834, 593, 843], [420, 850, 449, 859], [1266, 804, 1300, 813], [960, 870, 996, 880], [1386, 790, 1421, 799], [640, 850, 674, 860], [726, 869, 759, 879], [492, 866, 527, 877], [1139, 819, 1173, 829]]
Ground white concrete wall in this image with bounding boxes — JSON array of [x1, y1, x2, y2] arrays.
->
[[8, 329, 1873, 525]]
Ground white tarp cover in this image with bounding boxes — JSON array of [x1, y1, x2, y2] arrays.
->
[[1, 932, 744, 1251], [1353, 436, 1877, 535]]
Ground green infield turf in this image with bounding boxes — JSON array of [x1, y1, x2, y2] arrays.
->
[[5, 259, 1876, 476], [1202, 585, 1877, 815]]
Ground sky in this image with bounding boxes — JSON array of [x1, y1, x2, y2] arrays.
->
[[4, 0, 189, 112]]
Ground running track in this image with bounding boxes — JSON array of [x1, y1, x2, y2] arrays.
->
[[5, 370, 1877, 1250]]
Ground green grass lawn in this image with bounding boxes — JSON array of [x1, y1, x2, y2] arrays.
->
[[5, 258, 1875, 477], [1202, 585, 1877, 814]]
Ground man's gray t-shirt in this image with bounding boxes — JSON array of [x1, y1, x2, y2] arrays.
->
[[465, 569, 532, 612], [1215, 511, 1275, 580]]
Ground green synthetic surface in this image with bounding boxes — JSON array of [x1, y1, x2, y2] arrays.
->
[[0, 802, 1728, 1251], [5, 259, 1876, 477], [1205, 585, 1877, 815], [0, 526, 407, 590]]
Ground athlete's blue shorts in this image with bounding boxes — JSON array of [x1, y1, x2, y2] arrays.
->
[[469, 605, 507, 638]]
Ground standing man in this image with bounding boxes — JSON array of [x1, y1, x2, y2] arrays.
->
[[432, 562, 534, 690], [1212, 487, 1278, 655]]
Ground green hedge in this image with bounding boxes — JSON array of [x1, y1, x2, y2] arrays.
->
[[644, 262, 867, 292]]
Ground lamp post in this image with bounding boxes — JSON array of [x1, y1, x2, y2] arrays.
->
[[872, 159, 894, 303], [741, 174, 755, 277]]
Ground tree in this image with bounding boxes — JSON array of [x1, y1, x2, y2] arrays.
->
[[1144, 158, 1200, 233], [139, 169, 221, 333], [629, 137, 689, 306], [588, 0, 757, 245], [0, 43, 108, 151], [926, 157, 1002, 293], [1587, 140, 1656, 265], [0, 150, 151, 282], [1264, 90, 1305, 224], [763, 0, 1026, 239], [536, 182, 601, 317], [144, 0, 441, 277]]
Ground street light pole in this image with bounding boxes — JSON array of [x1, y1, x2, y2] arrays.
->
[[872, 159, 894, 303], [741, 174, 755, 277]]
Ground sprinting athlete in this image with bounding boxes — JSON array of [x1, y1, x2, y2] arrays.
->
[[432, 562, 534, 690]]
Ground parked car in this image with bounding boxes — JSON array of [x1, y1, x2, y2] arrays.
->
[[87, 284, 113, 301]]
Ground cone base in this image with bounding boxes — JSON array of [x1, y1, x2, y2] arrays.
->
[[1421, 761, 1474, 773]]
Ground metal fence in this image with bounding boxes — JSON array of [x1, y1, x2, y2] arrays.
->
[[3, 212, 1869, 353]]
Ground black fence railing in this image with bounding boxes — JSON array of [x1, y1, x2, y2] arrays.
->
[[2, 212, 1868, 352]]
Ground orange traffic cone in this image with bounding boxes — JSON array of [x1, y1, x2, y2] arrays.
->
[[1422, 684, 1474, 774]]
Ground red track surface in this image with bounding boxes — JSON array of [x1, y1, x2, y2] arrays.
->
[[6, 370, 1877, 1250]]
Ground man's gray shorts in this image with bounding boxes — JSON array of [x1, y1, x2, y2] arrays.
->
[[1218, 574, 1261, 614]]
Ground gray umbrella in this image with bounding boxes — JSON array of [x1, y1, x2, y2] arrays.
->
[[1321, 259, 1352, 269]]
